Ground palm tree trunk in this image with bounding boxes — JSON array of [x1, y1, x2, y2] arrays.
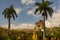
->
[[8, 18, 10, 36], [43, 16, 46, 40]]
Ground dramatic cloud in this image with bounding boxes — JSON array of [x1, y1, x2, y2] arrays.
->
[[21, 0, 35, 5], [14, 8, 21, 14]]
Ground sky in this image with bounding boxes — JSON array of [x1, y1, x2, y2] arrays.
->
[[0, 0, 60, 29]]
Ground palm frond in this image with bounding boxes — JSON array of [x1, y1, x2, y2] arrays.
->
[[4, 13, 7, 18], [2, 5, 17, 20], [35, 2, 41, 6], [48, 11, 53, 17], [10, 5, 13, 9], [12, 13, 15, 20], [39, 7, 43, 13], [42, 0, 44, 3], [34, 0, 53, 20], [13, 10, 17, 17], [47, 7, 53, 17], [45, 1, 53, 6], [42, 11, 48, 20], [34, 8, 39, 14], [2, 8, 9, 15]]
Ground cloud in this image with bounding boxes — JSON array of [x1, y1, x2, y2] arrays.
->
[[45, 21, 51, 28], [27, 8, 60, 28], [14, 8, 21, 14], [46, 9, 60, 27], [27, 7, 41, 18], [27, 6, 60, 28], [18, 23, 34, 29], [1, 24, 16, 29], [21, 0, 35, 5], [27, 9, 35, 16], [1, 23, 34, 29], [53, 7, 56, 10]]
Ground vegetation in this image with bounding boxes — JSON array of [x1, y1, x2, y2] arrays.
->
[[0, 0, 60, 40], [34, 0, 53, 40], [0, 26, 60, 40], [2, 5, 17, 35], [0, 27, 33, 40]]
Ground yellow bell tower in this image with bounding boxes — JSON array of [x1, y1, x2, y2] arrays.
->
[[32, 20, 44, 40]]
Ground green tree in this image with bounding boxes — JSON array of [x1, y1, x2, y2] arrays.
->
[[34, 0, 53, 40], [2, 5, 17, 35], [52, 27, 60, 40]]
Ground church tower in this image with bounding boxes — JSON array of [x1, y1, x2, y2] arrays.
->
[[34, 20, 44, 31], [32, 20, 44, 40]]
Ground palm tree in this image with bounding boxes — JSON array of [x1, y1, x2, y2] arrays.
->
[[34, 0, 53, 40], [2, 5, 17, 35]]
